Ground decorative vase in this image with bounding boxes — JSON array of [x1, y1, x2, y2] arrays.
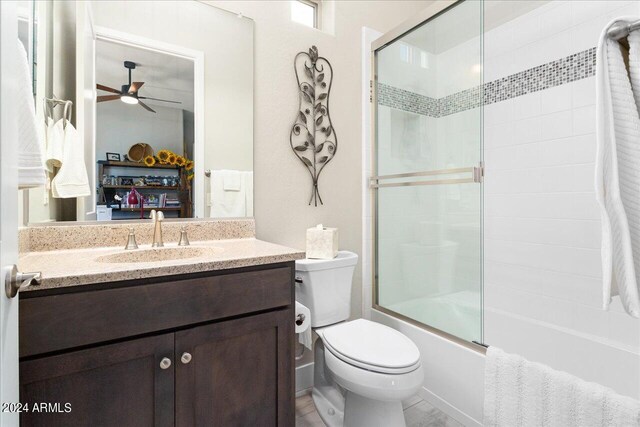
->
[[128, 188, 139, 206]]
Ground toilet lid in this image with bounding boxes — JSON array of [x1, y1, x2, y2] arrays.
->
[[322, 319, 420, 372]]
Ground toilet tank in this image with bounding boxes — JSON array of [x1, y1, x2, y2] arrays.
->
[[295, 251, 358, 327]]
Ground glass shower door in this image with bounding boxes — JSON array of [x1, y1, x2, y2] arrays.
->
[[373, 0, 483, 344]]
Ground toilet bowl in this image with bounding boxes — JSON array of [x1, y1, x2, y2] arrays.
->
[[316, 319, 424, 427], [295, 252, 424, 427]]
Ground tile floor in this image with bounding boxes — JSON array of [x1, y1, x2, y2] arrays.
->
[[295, 392, 463, 427]]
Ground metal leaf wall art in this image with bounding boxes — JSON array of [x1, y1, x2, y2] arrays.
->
[[290, 46, 337, 206]]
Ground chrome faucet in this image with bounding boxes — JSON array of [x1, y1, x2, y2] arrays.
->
[[150, 210, 164, 247]]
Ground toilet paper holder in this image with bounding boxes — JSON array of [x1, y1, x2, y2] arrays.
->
[[296, 313, 306, 326]]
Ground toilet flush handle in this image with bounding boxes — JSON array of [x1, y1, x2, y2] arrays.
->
[[295, 313, 306, 326], [295, 276, 303, 284]]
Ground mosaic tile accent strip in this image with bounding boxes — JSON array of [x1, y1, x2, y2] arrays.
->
[[378, 47, 597, 117], [377, 83, 438, 116], [484, 47, 596, 105]]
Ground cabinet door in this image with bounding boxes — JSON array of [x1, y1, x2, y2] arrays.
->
[[20, 333, 174, 427], [175, 309, 294, 426]]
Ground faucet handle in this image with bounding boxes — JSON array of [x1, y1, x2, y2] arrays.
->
[[150, 209, 163, 220], [124, 227, 139, 250], [178, 226, 190, 246]]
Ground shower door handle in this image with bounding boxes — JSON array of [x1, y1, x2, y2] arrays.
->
[[472, 162, 484, 183], [370, 162, 483, 188]]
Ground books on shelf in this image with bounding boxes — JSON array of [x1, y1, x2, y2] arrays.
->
[[144, 194, 180, 208]]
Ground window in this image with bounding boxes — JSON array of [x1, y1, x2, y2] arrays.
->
[[399, 43, 412, 64], [291, 0, 319, 29]]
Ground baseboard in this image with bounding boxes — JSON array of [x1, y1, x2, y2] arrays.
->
[[296, 362, 314, 393], [418, 386, 481, 427]]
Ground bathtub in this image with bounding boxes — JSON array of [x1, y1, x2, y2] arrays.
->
[[372, 295, 640, 426]]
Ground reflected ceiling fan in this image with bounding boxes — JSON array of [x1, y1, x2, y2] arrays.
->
[[96, 61, 181, 113]]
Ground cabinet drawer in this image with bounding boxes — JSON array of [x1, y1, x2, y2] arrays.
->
[[20, 265, 293, 357]]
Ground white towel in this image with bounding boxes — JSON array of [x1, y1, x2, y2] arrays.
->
[[222, 170, 242, 191], [51, 122, 91, 198], [45, 118, 64, 172], [17, 41, 46, 189], [595, 19, 640, 317], [484, 347, 640, 427], [210, 170, 246, 217], [630, 30, 640, 116]]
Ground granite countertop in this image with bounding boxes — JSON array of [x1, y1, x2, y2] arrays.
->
[[19, 238, 306, 291]]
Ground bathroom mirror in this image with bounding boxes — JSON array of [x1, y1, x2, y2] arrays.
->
[[21, 0, 254, 223]]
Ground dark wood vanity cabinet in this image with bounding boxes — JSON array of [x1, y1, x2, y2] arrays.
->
[[18, 263, 295, 427]]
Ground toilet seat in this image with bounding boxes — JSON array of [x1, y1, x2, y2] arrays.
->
[[320, 319, 421, 374]]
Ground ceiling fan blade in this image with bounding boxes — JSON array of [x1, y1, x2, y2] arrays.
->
[[138, 96, 182, 104], [128, 81, 144, 93], [97, 95, 121, 102], [138, 100, 156, 113], [96, 84, 121, 94]]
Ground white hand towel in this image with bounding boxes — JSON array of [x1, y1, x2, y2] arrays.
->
[[595, 19, 640, 317], [51, 122, 91, 198], [222, 169, 242, 191], [16, 41, 46, 189], [210, 170, 246, 217], [45, 118, 64, 171], [484, 347, 640, 427]]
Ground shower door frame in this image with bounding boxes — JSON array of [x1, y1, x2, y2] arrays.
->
[[369, 0, 486, 354]]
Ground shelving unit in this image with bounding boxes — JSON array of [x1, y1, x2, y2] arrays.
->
[[98, 160, 178, 169], [101, 185, 180, 190], [97, 160, 191, 220], [119, 207, 182, 212]]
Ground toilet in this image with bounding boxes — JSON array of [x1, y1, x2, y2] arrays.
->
[[296, 251, 424, 427]]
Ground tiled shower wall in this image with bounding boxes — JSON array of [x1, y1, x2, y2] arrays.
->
[[483, 0, 640, 399]]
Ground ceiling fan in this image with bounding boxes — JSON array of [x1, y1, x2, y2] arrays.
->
[[96, 61, 181, 113]]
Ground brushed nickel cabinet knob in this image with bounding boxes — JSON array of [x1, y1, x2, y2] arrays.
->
[[181, 352, 192, 364], [160, 357, 172, 369]]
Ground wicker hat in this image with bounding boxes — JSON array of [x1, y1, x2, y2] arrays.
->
[[127, 143, 154, 163]]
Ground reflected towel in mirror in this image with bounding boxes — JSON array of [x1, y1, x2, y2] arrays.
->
[[17, 40, 46, 189]]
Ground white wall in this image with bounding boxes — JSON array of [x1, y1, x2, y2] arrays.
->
[[208, 0, 431, 320], [96, 102, 184, 160]]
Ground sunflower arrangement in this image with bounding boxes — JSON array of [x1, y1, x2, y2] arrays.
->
[[157, 150, 170, 164], [143, 155, 156, 167], [144, 149, 195, 182]]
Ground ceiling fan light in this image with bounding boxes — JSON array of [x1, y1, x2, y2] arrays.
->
[[121, 94, 139, 105]]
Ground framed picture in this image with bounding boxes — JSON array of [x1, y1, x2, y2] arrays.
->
[[118, 177, 134, 186], [106, 152, 121, 161]]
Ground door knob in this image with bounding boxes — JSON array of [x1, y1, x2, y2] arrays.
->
[[181, 352, 192, 364], [4, 265, 41, 298], [159, 357, 172, 369]]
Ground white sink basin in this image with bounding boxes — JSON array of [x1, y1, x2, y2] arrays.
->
[[95, 246, 224, 264]]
